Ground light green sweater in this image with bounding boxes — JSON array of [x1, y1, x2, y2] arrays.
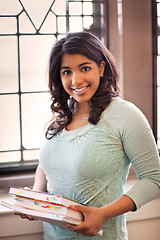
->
[[40, 97, 160, 240]]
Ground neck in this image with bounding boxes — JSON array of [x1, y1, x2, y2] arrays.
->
[[75, 102, 91, 115], [72, 102, 90, 122]]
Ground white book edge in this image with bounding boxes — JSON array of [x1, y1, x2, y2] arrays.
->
[[1, 200, 82, 229], [13, 196, 83, 221]]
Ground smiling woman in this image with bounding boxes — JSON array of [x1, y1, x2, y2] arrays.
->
[[24, 31, 160, 240], [59, 53, 106, 131], [60, 54, 105, 104], [46, 31, 119, 138]]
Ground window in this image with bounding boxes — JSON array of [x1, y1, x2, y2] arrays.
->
[[156, 0, 160, 148], [0, 0, 107, 172], [153, 0, 160, 148]]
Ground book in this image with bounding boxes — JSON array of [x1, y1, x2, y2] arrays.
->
[[9, 186, 82, 207], [1, 187, 103, 236], [12, 195, 82, 220], [1, 198, 82, 228]]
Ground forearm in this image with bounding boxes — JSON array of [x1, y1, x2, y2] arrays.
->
[[66, 195, 136, 236], [32, 164, 47, 192], [101, 195, 136, 221], [15, 165, 47, 221]]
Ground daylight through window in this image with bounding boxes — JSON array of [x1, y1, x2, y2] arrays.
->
[[0, 0, 106, 170]]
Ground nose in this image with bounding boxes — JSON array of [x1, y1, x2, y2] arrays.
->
[[71, 72, 82, 86]]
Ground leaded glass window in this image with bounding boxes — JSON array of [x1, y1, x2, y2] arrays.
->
[[0, 0, 107, 171]]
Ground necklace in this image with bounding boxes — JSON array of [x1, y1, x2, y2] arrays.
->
[[73, 115, 88, 122]]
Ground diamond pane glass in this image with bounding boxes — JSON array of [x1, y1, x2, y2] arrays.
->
[[40, 12, 57, 33], [0, 0, 22, 15], [52, 0, 66, 15], [83, 2, 93, 15], [83, 16, 93, 29], [157, 3, 160, 16], [0, 17, 17, 34], [19, 12, 36, 33], [0, 0, 106, 167], [0, 152, 21, 163], [0, 36, 18, 93], [23, 149, 40, 161], [21, 93, 51, 149], [158, 16, 160, 26], [20, 35, 55, 92], [158, 36, 160, 55], [0, 95, 20, 151], [21, 0, 53, 29], [58, 17, 66, 33], [69, 17, 83, 32], [69, 2, 82, 15]]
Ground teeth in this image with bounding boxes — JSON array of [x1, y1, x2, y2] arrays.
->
[[74, 86, 87, 92]]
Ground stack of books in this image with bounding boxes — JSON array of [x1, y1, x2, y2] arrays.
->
[[1, 187, 83, 229]]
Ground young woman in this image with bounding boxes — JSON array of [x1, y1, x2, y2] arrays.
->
[[18, 31, 160, 240]]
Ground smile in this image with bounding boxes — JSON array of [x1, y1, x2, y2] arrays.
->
[[73, 86, 88, 93]]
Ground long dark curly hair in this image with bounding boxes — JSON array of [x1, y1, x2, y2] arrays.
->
[[46, 31, 119, 139]]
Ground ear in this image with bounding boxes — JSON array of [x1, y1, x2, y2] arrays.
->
[[99, 61, 106, 77]]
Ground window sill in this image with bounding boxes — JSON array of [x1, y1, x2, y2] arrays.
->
[[0, 161, 38, 174], [0, 171, 35, 194]]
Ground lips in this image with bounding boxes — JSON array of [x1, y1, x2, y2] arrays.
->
[[72, 86, 88, 93]]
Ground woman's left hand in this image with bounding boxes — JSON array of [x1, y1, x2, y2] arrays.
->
[[66, 204, 107, 236]]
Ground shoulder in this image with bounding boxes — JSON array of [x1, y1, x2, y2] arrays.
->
[[115, 98, 149, 126], [103, 97, 146, 121], [101, 97, 151, 138]]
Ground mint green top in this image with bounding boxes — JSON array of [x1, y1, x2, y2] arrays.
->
[[40, 97, 160, 240]]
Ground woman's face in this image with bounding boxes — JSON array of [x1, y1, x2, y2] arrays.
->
[[60, 53, 105, 104]]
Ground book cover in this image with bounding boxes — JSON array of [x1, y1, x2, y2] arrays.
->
[[9, 187, 81, 207]]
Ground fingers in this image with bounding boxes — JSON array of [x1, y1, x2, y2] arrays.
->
[[70, 204, 87, 219], [67, 205, 104, 236], [14, 211, 38, 221], [66, 205, 91, 236], [70, 204, 86, 212], [65, 222, 98, 237]]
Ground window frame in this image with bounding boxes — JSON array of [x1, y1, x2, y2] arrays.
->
[[0, 0, 108, 173], [152, 0, 158, 143], [152, 0, 160, 151]]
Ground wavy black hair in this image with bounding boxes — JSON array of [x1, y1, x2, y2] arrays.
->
[[46, 31, 119, 139]]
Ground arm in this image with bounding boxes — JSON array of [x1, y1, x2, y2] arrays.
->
[[15, 164, 47, 220], [120, 102, 160, 208], [32, 164, 47, 191], [67, 195, 135, 236], [67, 101, 160, 236]]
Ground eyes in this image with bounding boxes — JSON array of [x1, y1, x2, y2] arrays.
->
[[61, 70, 71, 76], [82, 66, 91, 72], [61, 66, 91, 76]]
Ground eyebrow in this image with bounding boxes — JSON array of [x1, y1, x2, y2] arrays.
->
[[60, 62, 92, 70]]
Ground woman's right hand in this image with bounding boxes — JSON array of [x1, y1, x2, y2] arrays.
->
[[14, 211, 38, 221]]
